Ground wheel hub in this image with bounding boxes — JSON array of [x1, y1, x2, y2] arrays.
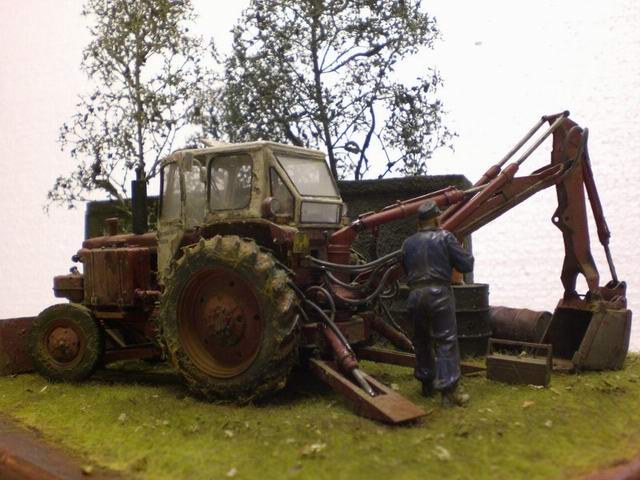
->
[[178, 267, 264, 378], [206, 304, 247, 348], [46, 326, 81, 364]]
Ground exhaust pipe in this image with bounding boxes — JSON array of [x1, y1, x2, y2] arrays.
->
[[131, 167, 148, 235]]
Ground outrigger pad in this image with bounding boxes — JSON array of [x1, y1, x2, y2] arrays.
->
[[309, 358, 427, 424]]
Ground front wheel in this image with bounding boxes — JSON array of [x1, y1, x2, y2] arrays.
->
[[28, 303, 104, 381], [159, 236, 299, 401]]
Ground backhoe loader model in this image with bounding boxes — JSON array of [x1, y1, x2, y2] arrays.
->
[[28, 111, 630, 424]]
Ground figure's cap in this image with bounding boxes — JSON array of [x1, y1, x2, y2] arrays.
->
[[417, 200, 441, 221]]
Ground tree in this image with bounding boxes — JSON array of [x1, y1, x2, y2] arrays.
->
[[222, 0, 453, 180], [50, 0, 213, 210]]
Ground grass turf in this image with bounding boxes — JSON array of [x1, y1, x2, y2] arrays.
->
[[1, 356, 639, 480]]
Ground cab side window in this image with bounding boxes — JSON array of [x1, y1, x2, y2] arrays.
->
[[269, 168, 294, 215], [209, 154, 253, 210], [183, 159, 206, 228], [161, 163, 180, 222]]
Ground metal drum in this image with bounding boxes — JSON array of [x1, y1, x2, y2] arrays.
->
[[488, 306, 552, 344], [386, 282, 492, 358], [453, 283, 492, 358]]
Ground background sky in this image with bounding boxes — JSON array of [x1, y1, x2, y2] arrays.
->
[[1, 1, 638, 346]]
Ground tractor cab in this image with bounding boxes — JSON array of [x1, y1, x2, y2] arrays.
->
[[157, 142, 345, 281]]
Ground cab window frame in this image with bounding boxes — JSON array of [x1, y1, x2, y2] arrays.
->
[[207, 152, 254, 212]]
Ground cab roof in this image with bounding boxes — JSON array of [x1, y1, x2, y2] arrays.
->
[[160, 141, 326, 168]]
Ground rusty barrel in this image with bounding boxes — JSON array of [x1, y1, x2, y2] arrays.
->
[[386, 282, 492, 358], [488, 306, 552, 344]]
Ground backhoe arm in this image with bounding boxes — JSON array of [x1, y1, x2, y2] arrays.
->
[[440, 112, 621, 302]]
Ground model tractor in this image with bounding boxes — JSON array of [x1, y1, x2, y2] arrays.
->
[[30, 112, 632, 424]]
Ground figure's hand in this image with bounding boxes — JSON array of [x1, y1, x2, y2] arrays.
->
[[451, 270, 465, 285]]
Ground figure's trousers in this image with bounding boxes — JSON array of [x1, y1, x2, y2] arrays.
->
[[408, 285, 461, 391]]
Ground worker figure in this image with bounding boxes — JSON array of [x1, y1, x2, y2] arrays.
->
[[401, 200, 474, 407]]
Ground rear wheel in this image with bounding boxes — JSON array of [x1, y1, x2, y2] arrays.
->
[[29, 303, 104, 381], [159, 235, 299, 401]]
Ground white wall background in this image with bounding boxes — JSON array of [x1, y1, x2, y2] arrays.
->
[[0, 1, 638, 345]]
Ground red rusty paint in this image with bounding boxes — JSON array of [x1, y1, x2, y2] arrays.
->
[[308, 358, 426, 424], [103, 345, 161, 365], [368, 314, 414, 352], [177, 267, 264, 378], [53, 273, 83, 303], [82, 231, 157, 250], [320, 323, 358, 372], [0, 317, 35, 375], [80, 247, 151, 307], [46, 324, 82, 365]]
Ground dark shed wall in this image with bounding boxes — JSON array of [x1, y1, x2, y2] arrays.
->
[[338, 175, 471, 260]]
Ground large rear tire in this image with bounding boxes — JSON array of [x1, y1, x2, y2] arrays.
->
[[29, 303, 104, 381], [159, 235, 299, 401]]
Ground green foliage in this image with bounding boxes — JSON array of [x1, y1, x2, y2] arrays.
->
[[50, 0, 215, 209], [2, 357, 640, 479], [223, 0, 454, 180]]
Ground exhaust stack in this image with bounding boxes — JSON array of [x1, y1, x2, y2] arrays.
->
[[131, 167, 148, 235]]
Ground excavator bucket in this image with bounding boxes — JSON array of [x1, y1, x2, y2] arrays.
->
[[309, 359, 427, 424], [0, 317, 35, 375], [543, 305, 631, 371]]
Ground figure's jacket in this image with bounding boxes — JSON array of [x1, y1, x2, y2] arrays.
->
[[401, 227, 474, 286]]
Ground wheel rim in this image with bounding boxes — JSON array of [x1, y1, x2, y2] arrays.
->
[[43, 319, 86, 368], [177, 267, 265, 378]]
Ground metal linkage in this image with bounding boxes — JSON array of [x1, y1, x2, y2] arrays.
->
[[514, 111, 570, 167], [288, 282, 376, 397]]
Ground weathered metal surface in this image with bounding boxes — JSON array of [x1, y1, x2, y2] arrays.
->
[[320, 324, 358, 373], [309, 358, 426, 424], [454, 283, 490, 310], [53, 273, 83, 303], [103, 344, 161, 365], [81, 247, 150, 307], [177, 267, 264, 378], [544, 305, 632, 370], [489, 306, 552, 343], [46, 323, 82, 365], [0, 317, 35, 375], [355, 345, 416, 367], [486, 338, 552, 386], [354, 345, 486, 375], [368, 314, 414, 352], [301, 318, 368, 348], [386, 283, 491, 358]]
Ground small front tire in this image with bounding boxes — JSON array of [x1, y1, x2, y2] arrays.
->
[[29, 303, 104, 381]]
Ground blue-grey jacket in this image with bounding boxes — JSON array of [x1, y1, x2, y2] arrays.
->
[[401, 227, 474, 286]]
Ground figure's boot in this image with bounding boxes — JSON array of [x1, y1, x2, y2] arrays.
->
[[421, 381, 435, 398], [441, 385, 470, 408]]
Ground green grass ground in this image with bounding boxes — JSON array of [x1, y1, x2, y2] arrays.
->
[[1, 356, 639, 480]]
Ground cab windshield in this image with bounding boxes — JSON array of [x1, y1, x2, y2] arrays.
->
[[277, 154, 338, 197]]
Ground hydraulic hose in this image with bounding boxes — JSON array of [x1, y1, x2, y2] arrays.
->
[[307, 249, 402, 273], [322, 264, 400, 306], [287, 281, 352, 355], [323, 261, 396, 292], [288, 281, 375, 396]]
